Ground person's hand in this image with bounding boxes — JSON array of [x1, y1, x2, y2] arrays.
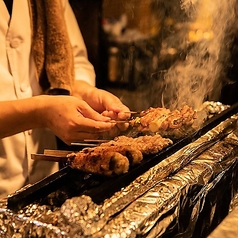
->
[[90, 89, 132, 137], [37, 95, 115, 145], [73, 81, 132, 136], [73, 81, 130, 116]]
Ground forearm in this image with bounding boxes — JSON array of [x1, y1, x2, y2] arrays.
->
[[0, 96, 46, 138]]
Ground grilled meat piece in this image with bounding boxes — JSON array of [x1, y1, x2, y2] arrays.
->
[[68, 149, 130, 177], [81, 145, 143, 166], [129, 105, 197, 138], [102, 134, 173, 155], [67, 134, 172, 176], [130, 107, 170, 130]]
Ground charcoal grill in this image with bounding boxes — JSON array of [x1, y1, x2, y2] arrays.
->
[[7, 102, 238, 210], [2, 102, 238, 237]]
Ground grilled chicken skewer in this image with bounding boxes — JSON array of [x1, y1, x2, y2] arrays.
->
[[67, 134, 172, 176], [32, 134, 173, 177], [68, 150, 130, 177], [129, 105, 197, 138]]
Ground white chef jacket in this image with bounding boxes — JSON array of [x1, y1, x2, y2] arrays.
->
[[0, 0, 96, 198]]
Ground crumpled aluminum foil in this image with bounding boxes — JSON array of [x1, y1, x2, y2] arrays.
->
[[1, 113, 238, 237], [197, 101, 230, 120]]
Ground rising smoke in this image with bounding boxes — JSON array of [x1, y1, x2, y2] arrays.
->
[[159, 0, 237, 110]]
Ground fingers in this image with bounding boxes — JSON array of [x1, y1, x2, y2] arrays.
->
[[46, 95, 131, 145], [96, 90, 130, 115], [117, 111, 131, 120], [103, 105, 130, 118], [76, 100, 111, 122], [57, 119, 115, 145], [101, 110, 131, 136], [101, 110, 118, 119], [116, 122, 129, 132], [74, 117, 114, 133], [61, 114, 117, 145], [101, 110, 131, 120]]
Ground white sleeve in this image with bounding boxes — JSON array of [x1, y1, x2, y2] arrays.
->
[[62, 0, 96, 86]]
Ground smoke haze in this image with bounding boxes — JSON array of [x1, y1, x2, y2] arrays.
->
[[161, 0, 236, 110]]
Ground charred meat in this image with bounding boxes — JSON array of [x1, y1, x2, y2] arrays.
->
[[129, 105, 197, 138], [68, 149, 130, 177], [101, 134, 173, 155], [67, 134, 173, 176]]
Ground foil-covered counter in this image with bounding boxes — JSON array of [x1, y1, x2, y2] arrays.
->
[[1, 115, 238, 237]]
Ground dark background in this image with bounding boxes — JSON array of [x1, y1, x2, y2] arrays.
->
[[69, 0, 238, 107]]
